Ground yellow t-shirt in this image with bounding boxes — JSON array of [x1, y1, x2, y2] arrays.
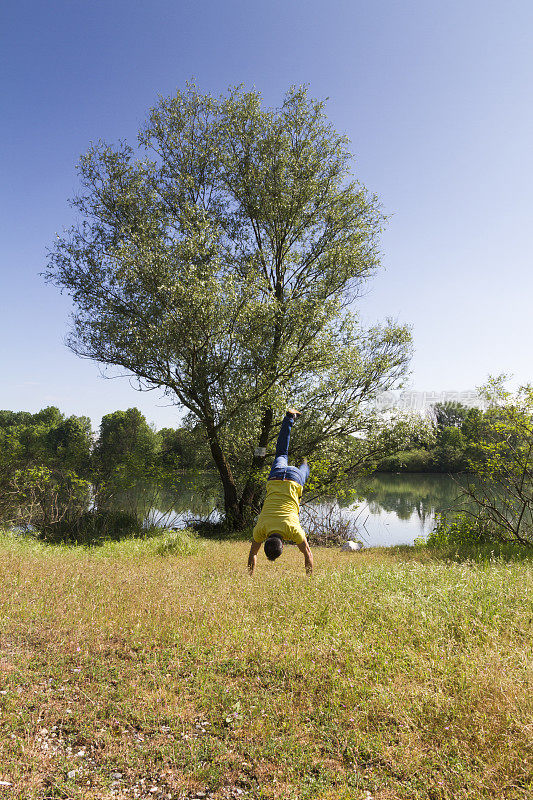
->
[[252, 479, 306, 545]]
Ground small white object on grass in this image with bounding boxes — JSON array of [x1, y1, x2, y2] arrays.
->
[[341, 541, 363, 552]]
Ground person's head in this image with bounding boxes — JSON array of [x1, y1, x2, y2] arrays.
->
[[264, 534, 283, 561]]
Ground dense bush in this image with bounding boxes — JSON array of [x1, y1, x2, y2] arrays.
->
[[3, 466, 92, 537], [426, 513, 533, 560], [0, 461, 147, 544], [0, 405, 214, 541], [457, 379, 533, 545], [376, 448, 436, 472], [426, 513, 495, 547]]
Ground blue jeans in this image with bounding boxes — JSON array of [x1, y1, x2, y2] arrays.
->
[[268, 413, 309, 487]]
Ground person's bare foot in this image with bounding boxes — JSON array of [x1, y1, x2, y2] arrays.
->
[[287, 408, 301, 418]]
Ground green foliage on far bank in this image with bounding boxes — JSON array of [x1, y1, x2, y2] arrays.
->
[[376, 401, 480, 473], [0, 406, 93, 477]]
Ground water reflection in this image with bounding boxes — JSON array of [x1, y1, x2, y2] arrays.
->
[[355, 473, 462, 518], [117, 472, 467, 547], [340, 474, 465, 547], [111, 472, 220, 530]]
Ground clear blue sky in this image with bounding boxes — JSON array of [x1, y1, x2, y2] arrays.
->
[[2, 0, 532, 430]]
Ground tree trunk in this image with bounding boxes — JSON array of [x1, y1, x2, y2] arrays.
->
[[238, 294, 284, 520], [238, 407, 273, 519], [204, 418, 244, 529]]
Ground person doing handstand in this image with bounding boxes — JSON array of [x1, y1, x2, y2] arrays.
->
[[248, 409, 313, 576]]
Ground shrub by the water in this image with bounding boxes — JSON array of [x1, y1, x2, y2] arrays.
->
[[427, 513, 533, 559], [376, 448, 436, 472], [427, 513, 493, 547]]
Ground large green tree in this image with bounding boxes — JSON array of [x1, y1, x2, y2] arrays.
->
[[93, 407, 158, 478], [0, 407, 93, 533], [46, 85, 411, 528], [0, 407, 92, 476], [432, 401, 471, 430]]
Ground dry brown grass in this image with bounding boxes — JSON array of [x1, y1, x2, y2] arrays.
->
[[0, 535, 531, 799]]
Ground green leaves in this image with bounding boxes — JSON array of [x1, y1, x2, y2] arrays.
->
[[45, 84, 412, 525], [457, 379, 533, 544]]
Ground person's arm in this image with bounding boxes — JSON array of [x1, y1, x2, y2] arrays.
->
[[297, 539, 314, 576], [247, 540, 262, 575]]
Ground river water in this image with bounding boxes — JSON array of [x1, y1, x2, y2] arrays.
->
[[139, 472, 466, 548]]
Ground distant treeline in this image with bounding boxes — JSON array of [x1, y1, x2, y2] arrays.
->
[[0, 406, 210, 481], [376, 401, 484, 473], [0, 401, 486, 481]]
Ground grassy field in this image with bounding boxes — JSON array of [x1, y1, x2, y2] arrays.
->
[[0, 532, 531, 800]]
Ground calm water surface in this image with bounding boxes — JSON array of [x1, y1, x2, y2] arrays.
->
[[141, 472, 466, 548], [340, 473, 464, 547]]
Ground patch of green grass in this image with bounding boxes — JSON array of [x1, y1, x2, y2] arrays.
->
[[0, 526, 201, 559], [0, 534, 531, 799]]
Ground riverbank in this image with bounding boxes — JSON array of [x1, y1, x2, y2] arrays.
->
[[0, 534, 531, 799]]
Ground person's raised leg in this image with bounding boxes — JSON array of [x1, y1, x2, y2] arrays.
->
[[268, 409, 300, 479], [275, 409, 300, 458]]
